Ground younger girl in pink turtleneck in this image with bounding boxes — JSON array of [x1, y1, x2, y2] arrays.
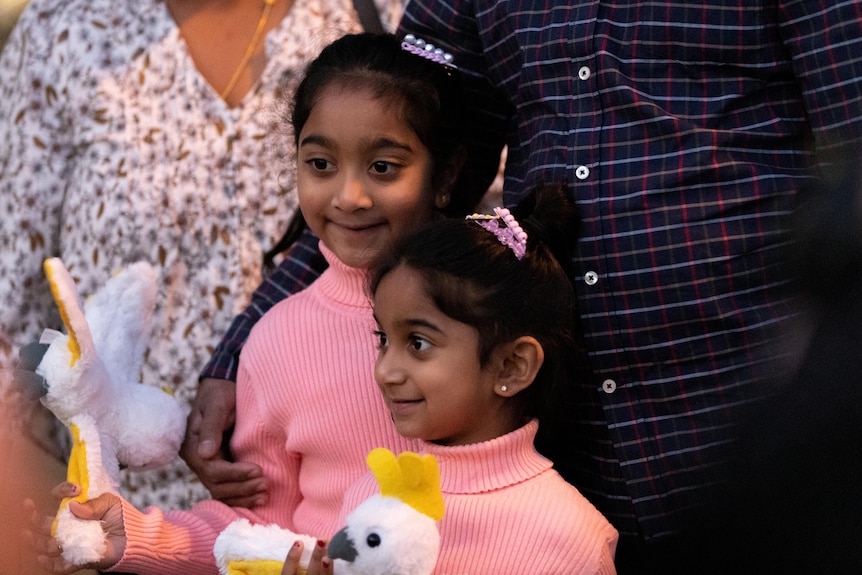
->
[[335, 183, 619, 574]]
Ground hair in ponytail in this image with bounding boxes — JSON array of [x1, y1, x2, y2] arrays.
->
[[369, 183, 582, 423]]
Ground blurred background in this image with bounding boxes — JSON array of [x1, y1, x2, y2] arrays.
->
[[1, 0, 27, 49], [1, 8, 89, 575]]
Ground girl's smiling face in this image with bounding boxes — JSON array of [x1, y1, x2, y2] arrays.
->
[[297, 82, 442, 270], [373, 265, 517, 446]]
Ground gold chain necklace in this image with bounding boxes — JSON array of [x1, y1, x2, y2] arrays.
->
[[220, 0, 277, 100]]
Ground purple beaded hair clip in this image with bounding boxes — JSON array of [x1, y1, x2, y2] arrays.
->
[[401, 34, 457, 69], [466, 207, 528, 260]]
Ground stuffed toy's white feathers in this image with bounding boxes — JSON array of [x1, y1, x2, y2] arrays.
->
[[214, 448, 444, 575], [18, 258, 186, 564]]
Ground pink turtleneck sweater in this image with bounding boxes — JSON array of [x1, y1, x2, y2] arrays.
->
[[341, 420, 619, 575], [111, 244, 415, 574]]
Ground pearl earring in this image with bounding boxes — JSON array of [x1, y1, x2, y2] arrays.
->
[[500, 385, 508, 392]]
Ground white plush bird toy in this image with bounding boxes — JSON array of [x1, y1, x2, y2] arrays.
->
[[15, 258, 186, 565], [213, 448, 445, 575]]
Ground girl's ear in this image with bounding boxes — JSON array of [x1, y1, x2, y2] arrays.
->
[[434, 146, 467, 209], [495, 336, 544, 397], [435, 191, 451, 209]]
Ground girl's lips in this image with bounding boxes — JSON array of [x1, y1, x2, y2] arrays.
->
[[387, 398, 423, 418], [331, 220, 381, 232], [329, 221, 383, 242]]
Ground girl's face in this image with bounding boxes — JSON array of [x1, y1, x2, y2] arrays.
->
[[373, 265, 516, 446], [297, 82, 443, 269]]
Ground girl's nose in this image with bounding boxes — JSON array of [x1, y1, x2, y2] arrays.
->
[[332, 172, 372, 211], [374, 351, 405, 387]]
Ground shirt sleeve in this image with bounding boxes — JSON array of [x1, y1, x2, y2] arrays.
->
[[199, 227, 325, 382], [777, 0, 862, 152], [108, 497, 261, 574]]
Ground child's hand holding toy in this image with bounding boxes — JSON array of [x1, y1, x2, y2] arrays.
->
[[26, 484, 126, 574]]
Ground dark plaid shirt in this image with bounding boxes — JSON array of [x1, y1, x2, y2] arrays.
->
[[204, 0, 862, 541], [395, 0, 862, 541]]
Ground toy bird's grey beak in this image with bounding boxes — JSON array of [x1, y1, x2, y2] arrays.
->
[[13, 342, 50, 400], [327, 527, 358, 562]]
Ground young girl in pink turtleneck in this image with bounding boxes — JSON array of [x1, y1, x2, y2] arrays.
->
[[334, 184, 619, 574], [27, 32, 489, 575]]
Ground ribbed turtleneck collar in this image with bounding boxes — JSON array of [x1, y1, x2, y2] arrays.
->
[[315, 242, 373, 309], [422, 420, 551, 495]]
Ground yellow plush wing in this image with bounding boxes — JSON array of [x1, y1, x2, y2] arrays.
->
[[225, 559, 304, 575], [51, 420, 94, 536], [43, 259, 84, 366]]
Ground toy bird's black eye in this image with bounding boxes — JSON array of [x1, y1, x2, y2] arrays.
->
[[366, 533, 381, 548]]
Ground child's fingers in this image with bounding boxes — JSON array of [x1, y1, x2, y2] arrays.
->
[[22, 497, 54, 535], [35, 552, 81, 575], [21, 498, 61, 557], [22, 517, 78, 575], [311, 538, 327, 560], [67, 492, 120, 521], [280, 540, 304, 575], [320, 556, 334, 575], [21, 524, 63, 558], [50, 481, 81, 499], [305, 539, 331, 575]]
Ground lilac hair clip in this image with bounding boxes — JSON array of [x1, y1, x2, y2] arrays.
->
[[401, 34, 457, 69], [466, 207, 528, 260]]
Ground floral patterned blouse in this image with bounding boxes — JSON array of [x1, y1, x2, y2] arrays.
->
[[0, 0, 398, 509]]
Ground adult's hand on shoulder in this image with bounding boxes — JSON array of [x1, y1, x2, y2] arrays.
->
[[181, 377, 268, 507]]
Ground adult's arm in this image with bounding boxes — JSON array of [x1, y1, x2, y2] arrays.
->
[[776, 0, 862, 154]]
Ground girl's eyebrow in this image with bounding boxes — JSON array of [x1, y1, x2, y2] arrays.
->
[[407, 318, 442, 333], [373, 312, 443, 334], [365, 137, 413, 153], [299, 134, 414, 153], [299, 134, 332, 148]]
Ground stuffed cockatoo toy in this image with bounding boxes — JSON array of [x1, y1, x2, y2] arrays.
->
[[214, 448, 445, 575], [15, 258, 186, 564]]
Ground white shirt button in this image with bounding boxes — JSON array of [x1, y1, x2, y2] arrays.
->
[[578, 66, 591, 80], [584, 270, 598, 285], [602, 379, 617, 394], [575, 165, 590, 180]]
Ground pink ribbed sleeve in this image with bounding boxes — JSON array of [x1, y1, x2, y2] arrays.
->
[[111, 499, 258, 574]]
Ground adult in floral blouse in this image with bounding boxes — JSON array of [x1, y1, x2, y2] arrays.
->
[[0, 0, 399, 511]]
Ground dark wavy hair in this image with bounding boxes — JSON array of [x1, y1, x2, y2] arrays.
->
[[369, 183, 581, 424], [265, 33, 495, 268]]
